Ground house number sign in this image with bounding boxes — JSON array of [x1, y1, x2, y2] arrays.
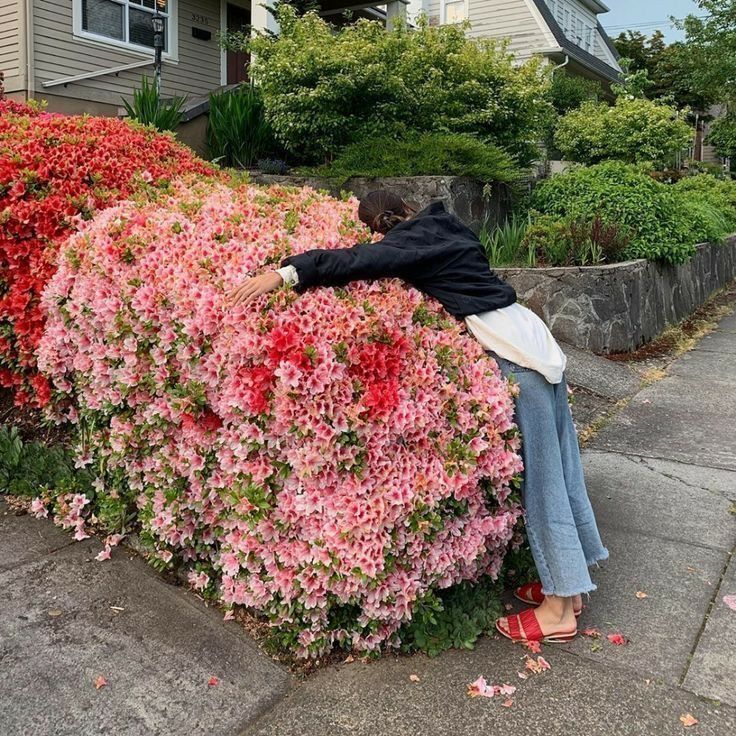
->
[[192, 13, 210, 25]]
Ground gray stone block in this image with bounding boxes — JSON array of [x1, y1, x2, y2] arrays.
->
[[684, 555, 736, 706], [244, 637, 736, 736], [0, 500, 76, 570], [669, 348, 736, 384], [556, 524, 728, 684], [591, 375, 736, 471], [582, 451, 735, 552], [562, 343, 642, 400], [0, 540, 292, 736]]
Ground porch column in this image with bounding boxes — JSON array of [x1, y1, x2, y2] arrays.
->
[[386, 0, 408, 30], [251, 0, 279, 35]]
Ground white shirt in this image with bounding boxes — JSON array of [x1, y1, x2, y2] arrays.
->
[[276, 265, 567, 384]]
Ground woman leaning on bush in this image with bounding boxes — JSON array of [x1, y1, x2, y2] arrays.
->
[[229, 191, 609, 644]]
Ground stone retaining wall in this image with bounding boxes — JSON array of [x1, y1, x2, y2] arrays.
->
[[498, 238, 736, 354], [250, 174, 511, 234]]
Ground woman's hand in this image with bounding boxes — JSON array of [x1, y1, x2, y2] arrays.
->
[[228, 271, 284, 306]]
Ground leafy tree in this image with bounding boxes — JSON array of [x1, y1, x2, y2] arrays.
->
[[707, 114, 736, 158], [679, 1, 736, 103], [613, 30, 712, 111]]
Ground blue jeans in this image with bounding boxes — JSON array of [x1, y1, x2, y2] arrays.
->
[[493, 354, 609, 597]]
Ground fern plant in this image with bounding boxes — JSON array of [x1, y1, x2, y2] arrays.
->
[[122, 76, 186, 132]]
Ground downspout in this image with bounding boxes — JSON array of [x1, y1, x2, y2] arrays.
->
[[24, 0, 35, 100], [551, 54, 570, 74]]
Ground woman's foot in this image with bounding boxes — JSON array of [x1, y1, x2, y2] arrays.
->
[[496, 598, 577, 643], [514, 581, 583, 616]]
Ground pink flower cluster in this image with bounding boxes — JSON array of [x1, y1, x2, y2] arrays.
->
[[38, 179, 523, 656]]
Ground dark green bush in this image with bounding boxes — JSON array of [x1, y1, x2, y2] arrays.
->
[[207, 84, 277, 168], [0, 425, 92, 498], [531, 162, 695, 263], [301, 132, 521, 185]]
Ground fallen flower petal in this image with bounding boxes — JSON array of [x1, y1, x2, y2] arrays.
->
[[607, 633, 627, 646], [94, 675, 107, 689], [582, 628, 601, 638], [635, 591, 648, 599], [524, 640, 542, 653], [409, 674, 420, 682], [499, 684, 516, 697], [208, 677, 219, 687], [537, 656, 551, 671], [95, 548, 112, 562], [680, 713, 698, 728], [723, 595, 736, 612], [502, 699, 514, 708], [467, 676, 491, 698]]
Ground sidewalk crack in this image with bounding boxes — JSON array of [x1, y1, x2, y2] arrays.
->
[[678, 541, 735, 688]]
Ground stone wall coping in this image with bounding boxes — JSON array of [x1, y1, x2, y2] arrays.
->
[[498, 236, 736, 275]]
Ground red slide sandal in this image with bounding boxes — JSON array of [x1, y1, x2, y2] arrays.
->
[[496, 607, 577, 644], [514, 581, 583, 617]]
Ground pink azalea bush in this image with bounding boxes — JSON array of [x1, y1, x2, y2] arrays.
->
[[38, 179, 523, 656]]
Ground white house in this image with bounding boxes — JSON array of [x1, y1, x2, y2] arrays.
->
[[409, 0, 622, 86]]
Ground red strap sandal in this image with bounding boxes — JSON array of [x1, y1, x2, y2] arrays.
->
[[496, 607, 577, 644], [514, 581, 583, 617]]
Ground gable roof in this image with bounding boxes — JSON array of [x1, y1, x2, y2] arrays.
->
[[529, 0, 622, 82]]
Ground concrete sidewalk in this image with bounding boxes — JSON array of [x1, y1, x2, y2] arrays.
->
[[2, 311, 735, 736]]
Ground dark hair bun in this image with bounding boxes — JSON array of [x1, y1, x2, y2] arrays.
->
[[358, 190, 411, 234]]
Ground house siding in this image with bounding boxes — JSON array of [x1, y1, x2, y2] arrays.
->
[[1, 0, 25, 93], [427, 0, 550, 60], [32, 0, 223, 108]]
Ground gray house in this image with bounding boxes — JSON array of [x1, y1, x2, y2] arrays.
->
[[0, 0, 408, 117], [2, 0, 620, 119]]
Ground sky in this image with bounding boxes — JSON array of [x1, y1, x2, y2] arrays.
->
[[600, 0, 703, 42]]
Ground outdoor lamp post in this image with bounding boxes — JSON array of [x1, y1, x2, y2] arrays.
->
[[151, 12, 165, 98]]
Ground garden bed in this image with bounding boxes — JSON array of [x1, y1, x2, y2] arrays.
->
[[498, 237, 736, 354], [250, 174, 511, 234]]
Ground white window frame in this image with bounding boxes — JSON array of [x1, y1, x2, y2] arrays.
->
[[440, 0, 469, 25], [72, 0, 179, 61]]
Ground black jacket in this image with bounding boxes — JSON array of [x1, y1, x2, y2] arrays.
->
[[281, 201, 516, 319]]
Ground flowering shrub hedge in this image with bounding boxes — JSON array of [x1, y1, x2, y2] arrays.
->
[[37, 180, 523, 656], [0, 99, 214, 407]]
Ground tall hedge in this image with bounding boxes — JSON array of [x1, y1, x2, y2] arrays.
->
[[249, 8, 551, 163]]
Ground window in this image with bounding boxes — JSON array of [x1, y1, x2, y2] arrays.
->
[[79, 0, 172, 52], [442, 0, 467, 24]]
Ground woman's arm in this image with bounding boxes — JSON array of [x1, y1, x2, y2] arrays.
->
[[229, 235, 437, 306], [281, 239, 433, 291]]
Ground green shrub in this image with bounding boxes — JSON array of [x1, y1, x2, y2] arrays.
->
[[672, 174, 736, 243], [301, 132, 521, 185], [122, 76, 186, 132], [248, 8, 551, 163], [531, 162, 695, 263], [521, 215, 630, 267], [553, 97, 692, 167], [207, 84, 276, 168]]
